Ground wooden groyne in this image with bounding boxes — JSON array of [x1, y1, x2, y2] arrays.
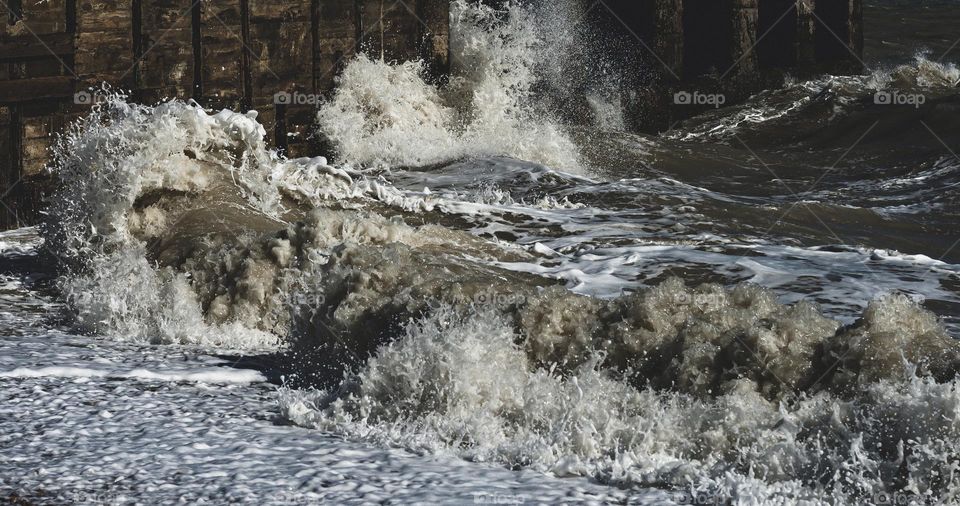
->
[[0, 0, 861, 229]]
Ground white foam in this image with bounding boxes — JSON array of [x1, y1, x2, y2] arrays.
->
[[314, 1, 585, 173], [0, 365, 264, 384], [281, 306, 960, 504]]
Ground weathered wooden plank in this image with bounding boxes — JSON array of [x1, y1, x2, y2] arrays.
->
[[75, 0, 134, 84], [0, 77, 75, 103], [730, 0, 759, 77], [796, 0, 816, 67], [249, 0, 312, 98], [0, 105, 14, 229], [0, 33, 74, 61], [3, 0, 69, 37], [416, 0, 449, 79], [22, 137, 53, 178], [359, 0, 418, 62], [137, 0, 194, 98], [76, 0, 131, 32], [76, 30, 134, 82], [315, 0, 357, 91], [200, 0, 246, 107]]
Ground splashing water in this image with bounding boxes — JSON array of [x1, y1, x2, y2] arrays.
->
[[30, 2, 960, 504], [316, 1, 585, 172]]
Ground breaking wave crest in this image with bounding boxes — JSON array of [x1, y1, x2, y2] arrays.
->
[[282, 291, 960, 504], [315, 0, 584, 172]]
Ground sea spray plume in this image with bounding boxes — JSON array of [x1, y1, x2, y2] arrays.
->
[[41, 91, 283, 348], [315, 0, 583, 172]]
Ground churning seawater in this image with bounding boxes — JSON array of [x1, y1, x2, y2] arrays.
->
[[3, 1, 960, 504]]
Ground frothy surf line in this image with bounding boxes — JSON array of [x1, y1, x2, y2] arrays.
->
[[0, 366, 265, 384]]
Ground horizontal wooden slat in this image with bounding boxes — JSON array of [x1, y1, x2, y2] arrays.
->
[[0, 33, 75, 61], [0, 77, 75, 103]]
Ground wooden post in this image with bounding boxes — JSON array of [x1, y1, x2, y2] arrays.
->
[[849, 0, 863, 66], [75, 0, 134, 87], [314, 0, 359, 93], [796, 0, 816, 67], [354, 0, 365, 54], [138, 0, 195, 104], [417, 0, 450, 81], [728, 0, 759, 78], [198, 0, 245, 109], [248, 0, 313, 154], [0, 106, 16, 229], [192, 0, 203, 98], [649, 0, 683, 81]]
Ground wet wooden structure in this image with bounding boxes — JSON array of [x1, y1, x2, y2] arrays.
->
[[0, 0, 861, 229], [599, 0, 864, 130]]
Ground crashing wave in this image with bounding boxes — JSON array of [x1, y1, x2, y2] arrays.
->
[[315, 0, 584, 172], [40, 89, 960, 503]]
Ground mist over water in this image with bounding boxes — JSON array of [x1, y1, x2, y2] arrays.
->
[[20, 0, 960, 503]]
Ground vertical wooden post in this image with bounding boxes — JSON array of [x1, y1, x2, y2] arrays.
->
[[728, 0, 759, 77], [0, 107, 8, 229], [132, 0, 143, 92], [239, 0, 252, 111], [7, 0, 23, 25], [657, 0, 684, 81], [354, 0, 364, 54], [192, 0, 203, 99], [311, 0, 321, 92], [66, 0, 76, 33], [849, 0, 863, 65], [416, 0, 450, 82], [796, 0, 816, 67], [3, 105, 22, 229]]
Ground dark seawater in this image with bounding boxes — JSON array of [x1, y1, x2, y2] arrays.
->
[[866, 0, 960, 65]]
